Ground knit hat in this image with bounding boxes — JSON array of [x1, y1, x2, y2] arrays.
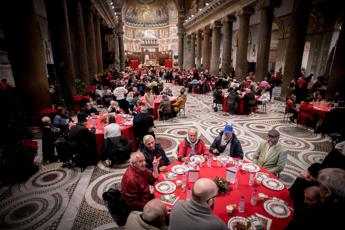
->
[[224, 124, 233, 134]]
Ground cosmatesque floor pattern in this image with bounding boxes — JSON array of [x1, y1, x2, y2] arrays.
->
[[0, 84, 332, 230]]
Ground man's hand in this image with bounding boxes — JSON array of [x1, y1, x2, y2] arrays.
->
[[152, 156, 161, 170]]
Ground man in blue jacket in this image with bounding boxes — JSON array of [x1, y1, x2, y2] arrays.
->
[[209, 123, 243, 159], [141, 135, 170, 172]]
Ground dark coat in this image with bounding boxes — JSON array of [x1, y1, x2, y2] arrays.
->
[[133, 112, 154, 140], [141, 144, 170, 171], [42, 125, 60, 161], [209, 132, 243, 159]]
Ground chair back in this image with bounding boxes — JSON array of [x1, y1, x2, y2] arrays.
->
[[102, 188, 130, 226]]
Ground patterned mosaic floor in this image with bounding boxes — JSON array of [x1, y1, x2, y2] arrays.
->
[[0, 84, 333, 230]]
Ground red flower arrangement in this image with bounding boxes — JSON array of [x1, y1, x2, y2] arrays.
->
[[15, 140, 38, 160]]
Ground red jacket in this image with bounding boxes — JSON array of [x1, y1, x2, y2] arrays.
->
[[121, 165, 156, 211], [177, 138, 210, 161]]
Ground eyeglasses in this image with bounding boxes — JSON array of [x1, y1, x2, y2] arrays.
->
[[267, 135, 278, 138], [206, 194, 217, 203]]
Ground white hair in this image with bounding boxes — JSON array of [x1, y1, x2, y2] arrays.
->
[[318, 168, 345, 198], [143, 135, 154, 146], [129, 152, 143, 165], [142, 199, 166, 222]]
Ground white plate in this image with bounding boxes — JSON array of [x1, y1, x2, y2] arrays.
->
[[228, 216, 255, 230], [262, 178, 284, 191], [155, 181, 176, 194], [190, 155, 205, 163], [217, 155, 232, 163], [171, 165, 188, 175], [264, 199, 291, 218], [242, 163, 260, 173]]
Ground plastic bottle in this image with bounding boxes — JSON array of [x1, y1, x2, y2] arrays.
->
[[249, 172, 254, 186], [251, 189, 258, 206], [238, 195, 245, 213], [207, 155, 212, 168]]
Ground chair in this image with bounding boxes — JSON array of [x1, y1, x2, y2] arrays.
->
[[178, 103, 186, 118], [283, 103, 293, 122], [258, 101, 267, 113], [248, 99, 258, 114], [102, 188, 130, 227]]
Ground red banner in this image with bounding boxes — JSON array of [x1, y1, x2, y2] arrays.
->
[[130, 59, 139, 69], [164, 59, 172, 68]]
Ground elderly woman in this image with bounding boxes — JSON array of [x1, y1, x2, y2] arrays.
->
[[108, 100, 122, 113]]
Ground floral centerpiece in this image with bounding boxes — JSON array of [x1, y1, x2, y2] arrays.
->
[[100, 116, 108, 123], [214, 176, 230, 195]]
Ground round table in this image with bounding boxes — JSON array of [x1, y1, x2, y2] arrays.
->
[[154, 160, 293, 229], [85, 113, 137, 159]]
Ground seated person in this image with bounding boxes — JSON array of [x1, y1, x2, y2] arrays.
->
[[209, 123, 243, 159], [257, 88, 270, 104], [161, 86, 173, 96], [125, 199, 168, 230], [177, 128, 210, 162], [68, 113, 96, 170], [158, 94, 172, 120], [141, 135, 170, 172], [241, 88, 255, 115], [108, 100, 122, 113], [133, 107, 155, 149], [172, 88, 187, 116], [104, 115, 121, 139], [286, 95, 298, 122], [121, 152, 160, 211], [169, 178, 227, 230], [81, 102, 99, 117], [42, 116, 60, 163], [252, 129, 287, 176], [53, 106, 70, 132], [226, 88, 239, 114]]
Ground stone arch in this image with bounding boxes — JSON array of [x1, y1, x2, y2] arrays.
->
[[272, 18, 285, 38], [307, 8, 325, 34]]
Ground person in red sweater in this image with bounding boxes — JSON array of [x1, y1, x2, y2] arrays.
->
[[177, 128, 210, 162], [121, 152, 160, 211]]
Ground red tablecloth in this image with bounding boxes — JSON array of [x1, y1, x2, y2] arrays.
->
[[165, 59, 173, 68], [141, 96, 176, 120], [154, 161, 293, 230], [85, 114, 137, 160], [298, 102, 331, 126], [130, 59, 139, 69], [223, 95, 259, 114]]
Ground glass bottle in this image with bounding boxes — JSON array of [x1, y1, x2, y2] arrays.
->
[[251, 189, 258, 206], [249, 172, 254, 186], [238, 195, 245, 213]]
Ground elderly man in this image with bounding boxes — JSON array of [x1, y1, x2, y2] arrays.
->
[[142, 135, 170, 172], [125, 199, 168, 230], [169, 178, 227, 230], [209, 123, 243, 159], [177, 128, 210, 162], [81, 102, 99, 117], [252, 129, 287, 176], [121, 152, 160, 211]]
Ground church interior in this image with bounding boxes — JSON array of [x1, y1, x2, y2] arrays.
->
[[0, 0, 344, 229]]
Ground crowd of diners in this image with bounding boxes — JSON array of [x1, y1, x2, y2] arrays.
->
[[38, 65, 345, 229]]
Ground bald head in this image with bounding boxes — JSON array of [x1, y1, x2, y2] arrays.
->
[[142, 199, 166, 223], [192, 178, 218, 203]]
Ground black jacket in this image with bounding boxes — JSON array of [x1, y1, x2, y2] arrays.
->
[[209, 132, 243, 159]]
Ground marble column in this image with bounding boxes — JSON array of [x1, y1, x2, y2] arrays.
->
[[70, 0, 89, 88], [117, 18, 125, 71], [113, 29, 120, 71], [282, 0, 312, 97], [83, 3, 97, 83], [255, 1, 274, 82], [326, 23, 345, 99], [94, 15, 103, 73], [196, 30, 202, 69], [177, 14, 185, 69], [191, 33, 196, 68], [221, 15, 236, 76], [3, 0, 50, 120], [235, 8, 253, 80], [210, 21, 222, 76], [202, 26, 211, 71], [46, 0, 76, 96]]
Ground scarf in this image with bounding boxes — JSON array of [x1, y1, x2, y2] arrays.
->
[[187, 136, 198, 156]]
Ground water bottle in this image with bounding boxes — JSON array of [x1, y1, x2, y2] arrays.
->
[[207, 155, 212, 168], [234, 177, 238, 190], [187, 186, 192, 200], [238, 195, 245, 213], [182, 172, 187, 187], [251, 189, 258, 206], [249, 172, 254, 186]]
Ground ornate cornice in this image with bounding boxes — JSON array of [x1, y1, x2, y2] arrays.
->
[[91, 0, 116, 28]]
